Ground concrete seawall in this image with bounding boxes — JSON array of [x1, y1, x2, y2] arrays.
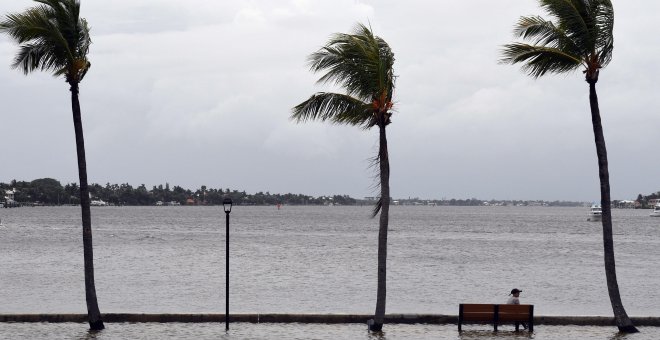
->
[[1, 314, 660, 326]]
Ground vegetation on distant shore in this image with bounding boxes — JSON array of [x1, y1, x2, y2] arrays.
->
[[2, 177, 599, 207], [636, 192, 660, 208], [0, 178, 357, 206]]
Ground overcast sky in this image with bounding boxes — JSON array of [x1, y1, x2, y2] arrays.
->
[[1, 0, 658, 201]]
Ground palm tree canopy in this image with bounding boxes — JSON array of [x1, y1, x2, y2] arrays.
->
[[500, 0, 613, 80], [0, 0, 91, 83], [292, 23, 395, 129]]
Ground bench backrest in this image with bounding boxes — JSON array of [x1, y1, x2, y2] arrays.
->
[[460, 303, 533, 321], [460, 304, 496, 321], [458, 303, 534, 332], [459, 303, 534, 332], [498, 304, 532, 322]]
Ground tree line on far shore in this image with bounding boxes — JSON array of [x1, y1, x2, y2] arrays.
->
[[636, 192, 660, 208], [0, 178, 358, 206], [6, 177, 649, 208]]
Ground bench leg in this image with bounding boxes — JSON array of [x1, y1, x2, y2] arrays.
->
[[458, 304, 463, 332]]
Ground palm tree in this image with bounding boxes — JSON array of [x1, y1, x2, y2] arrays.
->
[[292, 23, 395, 331], [501, 0, 637, 333], [0, 0, 104, 330]]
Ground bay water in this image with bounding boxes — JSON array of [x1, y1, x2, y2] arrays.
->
[[1, 205, 658, 317]]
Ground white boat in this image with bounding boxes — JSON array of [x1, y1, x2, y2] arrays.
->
[[651, 203, 660, 217], [90, 199, 108, 206], [588, 204, 602, 221]]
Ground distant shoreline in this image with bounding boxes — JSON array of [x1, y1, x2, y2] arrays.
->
[[5, 177, 652, 208]]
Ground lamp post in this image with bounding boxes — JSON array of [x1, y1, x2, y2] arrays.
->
[[222, 198, 232, 331]]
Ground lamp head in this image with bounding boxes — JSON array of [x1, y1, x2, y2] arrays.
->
[[223, 198, 233, 213]]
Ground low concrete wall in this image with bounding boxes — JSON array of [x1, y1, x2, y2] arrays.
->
[[1, 314, 659, 326], [536, 316, 660, 326]]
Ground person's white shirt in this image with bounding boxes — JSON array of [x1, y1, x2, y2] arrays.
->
[[506, 296, 520, 304]]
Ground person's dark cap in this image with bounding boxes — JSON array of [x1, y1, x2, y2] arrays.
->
[[510, 288, 522, 295]]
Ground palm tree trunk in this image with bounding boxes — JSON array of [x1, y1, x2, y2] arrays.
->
[[371, 124, 390, 331], [588, 81, 638, 333], [70, 81, 105, 330]]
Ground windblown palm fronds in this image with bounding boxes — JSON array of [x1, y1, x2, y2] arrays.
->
[[500, 0, 613, 81], [292, 23, 396, 331], [293, 23, 394, 128], [501, 0, 638, 333], [0, 0, 91, 82], [1, 0, 103, 330]]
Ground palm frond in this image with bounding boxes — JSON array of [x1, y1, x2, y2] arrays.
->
[[502, 0, 614, 77], [513, 15, 581, 55], [366, 150, 387, 218], [292, 92, 375, 128], [372, 197, 383, 218], [307, 23, 394, 104], [501, 43, 581, 77], [1, 0, 90, 80], [53, 65, 68, 77], [12, 43, 50, 73], [309, 45, 374, 102], [591, 0, 614, 67], [539, 0, 593, 50]]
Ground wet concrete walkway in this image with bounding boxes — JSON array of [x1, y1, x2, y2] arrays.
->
[[1, 313, 659, 326]]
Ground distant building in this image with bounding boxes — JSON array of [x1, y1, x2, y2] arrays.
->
[[5, 189, 15, 202], [4, 189, 18, 207], [5, 189, 15, 201], [613, 200, 636, 209]]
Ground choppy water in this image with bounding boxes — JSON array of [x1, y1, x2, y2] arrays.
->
[[1, 206, 658, 317]]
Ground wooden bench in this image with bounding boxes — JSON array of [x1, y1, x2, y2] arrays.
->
[[458, 304, 534, 332]]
